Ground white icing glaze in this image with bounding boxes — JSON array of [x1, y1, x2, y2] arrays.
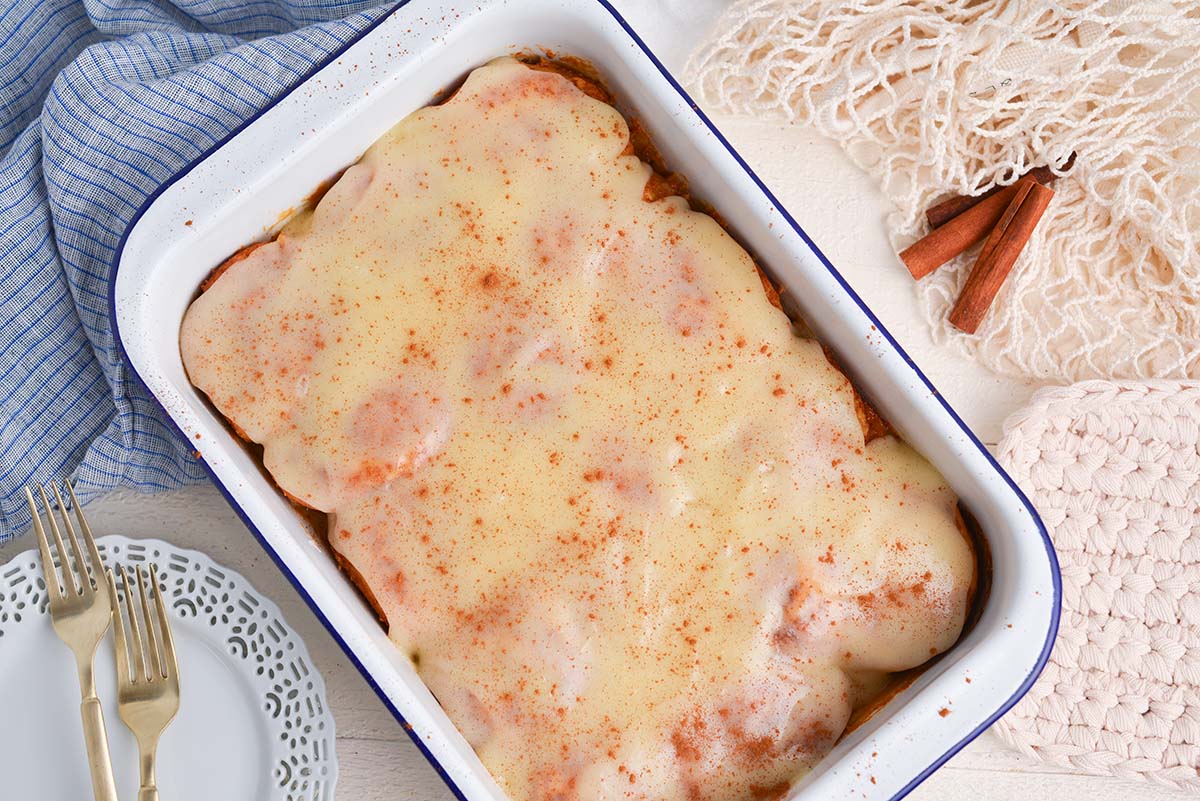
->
[[181, 57, 974, 801]]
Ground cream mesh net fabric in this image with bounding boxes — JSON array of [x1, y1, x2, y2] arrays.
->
[[686, 0, 1200, 382]]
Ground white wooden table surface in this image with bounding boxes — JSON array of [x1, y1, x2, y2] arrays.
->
[[1, 7, 1187, 800]]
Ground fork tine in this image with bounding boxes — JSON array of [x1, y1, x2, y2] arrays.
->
[[119, 565, 148, 683], [136, 566, 163, 679], [52, 483, 93, 599], [149, 563, 178, 681], [38, 484, 77, 597], [25, 486, 61, 601], [67, 482, 105, 598], [107, 569, 131, 687]]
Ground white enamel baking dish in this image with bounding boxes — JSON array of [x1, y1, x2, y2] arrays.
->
[[111, 1, 1061, 798]]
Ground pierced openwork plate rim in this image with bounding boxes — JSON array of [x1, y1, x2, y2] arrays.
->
[[0, 534, 337, 800]]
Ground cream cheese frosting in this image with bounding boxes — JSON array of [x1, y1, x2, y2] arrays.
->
[[181, 57, 975, 801]]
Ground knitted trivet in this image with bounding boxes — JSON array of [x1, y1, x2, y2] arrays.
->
[[993, 380, 1200, 792]]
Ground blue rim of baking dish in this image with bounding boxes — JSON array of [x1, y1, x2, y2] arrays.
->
[[108, 1, 1062, 799]]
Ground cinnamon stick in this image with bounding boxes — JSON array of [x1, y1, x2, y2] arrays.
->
[[975, 178, 1036, 266], [949, 177, 1054, 334], [899, 185, 1018, 280], [925, 152, 1075, 229]]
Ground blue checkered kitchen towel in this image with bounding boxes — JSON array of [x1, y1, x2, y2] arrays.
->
[[0, 0, 396, 541]]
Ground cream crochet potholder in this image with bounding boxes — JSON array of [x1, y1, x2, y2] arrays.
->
[[992, 381, 1200, 791], [686, 1, 1200, 383]]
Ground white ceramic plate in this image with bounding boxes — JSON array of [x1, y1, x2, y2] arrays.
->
[[0, 536, 336, 801], [111, 1, 1061, 799]]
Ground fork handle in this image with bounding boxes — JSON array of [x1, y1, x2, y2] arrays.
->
[[137, 738, 161, 801], [80, 696, 119, 801]]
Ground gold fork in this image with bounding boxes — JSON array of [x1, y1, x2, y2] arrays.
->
[[107, 563, 181, 801], [25, 482, 118, 801]]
